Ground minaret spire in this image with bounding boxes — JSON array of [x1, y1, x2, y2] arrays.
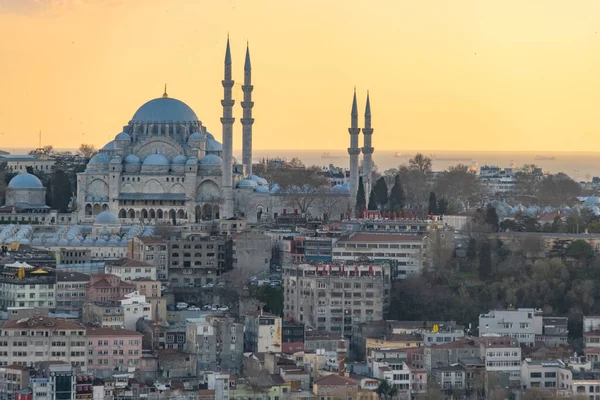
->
[[163, 84, 168, 98], [348, 89, 361, 210], [241, 42, 254, 175], [362, 91, 374, 197], [221, 36, 235, 218]]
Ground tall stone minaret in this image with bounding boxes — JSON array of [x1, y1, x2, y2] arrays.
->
[[362, 92, 374, 196], [221, 36, 235, 218], [241, 43, 254, 176], [348, 89, 361, 204]]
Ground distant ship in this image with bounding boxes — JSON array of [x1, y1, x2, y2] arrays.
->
[[535, 156, 556, 161], [394, 152, 403, 158], [322, 152, 343, 159]]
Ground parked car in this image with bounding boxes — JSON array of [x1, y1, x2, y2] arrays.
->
[[202, 305, 211, 311], [202, 283, 215, 289], [211, 304, 219, 311], [218, 306, 229, 311], [176, 302, 188, 310], [187, 306, 201, 311], [216, 282, 226, 288], [167, 305, 175, 311]]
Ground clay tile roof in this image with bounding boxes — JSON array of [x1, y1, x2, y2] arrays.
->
[[584, 330, 600, 336], [314, 374, 358, 386], [3, 317, 83, 331]]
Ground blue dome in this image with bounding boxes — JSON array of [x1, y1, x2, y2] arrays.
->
[[95, 211, 119, 225], [89, 153, 111, 165], [124, 154, 141, 164], [332, 184, 349, 193], [199, 154, 223, 166], [172, 155, 188, 165], [115, 131, 131, 141], [143, 153, 170, 166], [248, 174, 268, 186], [186, 156, 198, 165], [254, 186, 270, 193], [101, 141, 115, 151], [206, 138, 222, 151], [188, 132, 204, 143], [131, 97, 198, 123], [237, 179, 258, 189], [8, 173, 43, 189]]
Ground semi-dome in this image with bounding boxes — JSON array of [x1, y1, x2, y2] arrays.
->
[[101, 141, 116, 151], [143, 153, 170, 166], [248, 174, 268, 186], [89, 153, 111, 165], [131, 97, 198, 123], [172, 155, 188, 165], [332, 184, 349, 193], [237, 179, 258, 189], [8, 173, 43, 189], [199, 154, 223, 166], [115, 131, 131, 141], [186, 156, 198, 165], [206, 138, 223, 152], [188, 132, 204, 142], [95, 211, 119, 225], [124, 154, 141, 164], [254, 186, 270, 193]]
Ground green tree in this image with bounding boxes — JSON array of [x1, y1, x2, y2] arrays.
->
[[373, 177, 388, 209], [486, 206, 499, 232], [428, 192, 438, 214], [77, 144, 97, 159], [437, 198, 448, 215], [398, 153, 432, 209], [479, 241, 492, 280], [514, 164, 542, 202], [355, 176, 367, 213], [588, 221, 600, 233], [538, 172, 581, 205], [433, 164, 482, 210], [565, 240, 594, 262], [389, 175, 405, 211], [252, 286, 283, 316], [376, 379, 398, 400], [367, 190, 378, 211], [47, 169, 72, 212]]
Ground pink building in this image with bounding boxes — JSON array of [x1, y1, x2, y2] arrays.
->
[[86, 327, 142, 378], [86, 274, 135, 302]]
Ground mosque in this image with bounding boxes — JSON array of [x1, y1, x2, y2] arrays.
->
[[3, 38, 374, 232]]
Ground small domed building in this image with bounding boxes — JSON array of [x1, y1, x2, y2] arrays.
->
[[5, 173, 48, 210]]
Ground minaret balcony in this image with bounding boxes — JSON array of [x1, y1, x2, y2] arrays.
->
[[348, 128, 360, 135], [347, 148, 361, 156], [220, 117, 236, 124], [362, 128, 374, 135], [361, 147, 374, 154], [241, 101, 254, 108], [221, 80, 235, 88], [242, 85, 254, 92], [221, 100, 235, 107], [241, 118, 255, 125]]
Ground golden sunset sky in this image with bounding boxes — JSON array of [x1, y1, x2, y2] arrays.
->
[[1, 0, 600, 152]]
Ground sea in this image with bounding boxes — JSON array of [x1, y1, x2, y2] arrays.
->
[[5, 147, 600, 182]]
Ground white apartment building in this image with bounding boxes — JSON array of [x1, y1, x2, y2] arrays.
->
[[206, 372, 230, 400], [105, 259, 156, 281], [118, 291, 152, 330], [333, 233, 425, 278], [584, 316, 600, 333], [372, 361, 412, 395], [244, 311, 282, 353], [0, 263, 56, 309], [0, 317, 87, 371], [478, 165, 517, 194], [521, 359, 570, 393], [477, 335, 522, 388], [479, 308, 543, 347], [433, 365, 466, 392], [283, 262, 391, 336]]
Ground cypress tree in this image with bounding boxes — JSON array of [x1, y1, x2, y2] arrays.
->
[[355, 176, 367, 213], [389, 175, 405, 211], [428, 192, 438, 214], [438, 198, 448, 215], [373, 177, 389, 209], [367, 190, 378, 210]]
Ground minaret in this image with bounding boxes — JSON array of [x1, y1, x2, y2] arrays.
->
[[221, 36, 235, 218], [362, 91, 374, 196], [348, 89, 361, 205], [241, 42, 254, 175]]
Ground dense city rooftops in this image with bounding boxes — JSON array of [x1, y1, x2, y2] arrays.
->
[[3, 317, 83, 331]]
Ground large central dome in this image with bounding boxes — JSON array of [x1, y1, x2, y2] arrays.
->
[[131, 97, 199, 123]]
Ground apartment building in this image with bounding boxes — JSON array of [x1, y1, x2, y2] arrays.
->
[[479, 308, 543, 347], [283, 262, 392, 336], [244, 311, 282, 353], [477, 335, 522, 388], [186, 316, 244, 374], [0, 364, 29, 400], [82, 302, 124, 328], [433, 365, 467, 393], [229, 231, 271, 275], [342, 215, 446, 235], [0, 265, 56, 309], [423, 339, 481, 374], [281, 322, 305, 354], [521, 359, 569, 393], [333, 233, 425, 278], [86, 274, 135, 302], [131, 278, 162, 298], [105, 259, 156, 281], [28, 362, 94, 400], [128, 236, 169, 281], [0, 317, 87, 371], [168, 236, 226, 288], [86, 327, 142, 378], [55, 271, 89, 315]]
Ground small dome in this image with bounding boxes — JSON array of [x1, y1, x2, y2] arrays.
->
[[206, 138, 222, 152], [101, 141, 115, 151], [107, 239, 119, 246], [57, 238, 69, 246], [172, 155, 188, 165], [143, 153, 170, 166], [254, 186, 270, 193], [248, 174, 268, 186], [270, 184, 280, 193], [95, 211, 119, 225], [8, 173, 43, 189], [132, 97, 199, 123], [124, 154, 141, 165], [82, 237, 95, 245], [95, 238, 107, 246], [115, 131, 131, 142], [188, 132, 204, 142], [585, 196, 600, 205], [109, 156, 122, 164], [89, 153, 111, 165], [186, 156, 198, 165], [237, 179, 258, 189], [199, 154, 223, 166], [332, 184, 349, 193]]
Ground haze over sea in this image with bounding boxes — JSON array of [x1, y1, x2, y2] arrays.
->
[[5, 148, 600, 183]]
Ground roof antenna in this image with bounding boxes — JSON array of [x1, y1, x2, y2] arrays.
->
[[162, 84, 168, 98]]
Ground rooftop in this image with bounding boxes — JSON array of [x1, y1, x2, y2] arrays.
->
[[56, 270, 90, 282], [340, 233, 424, 243], [314, 373, 358, 386], [86, 327, 142, 337], [3, 317, 83, 331]]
